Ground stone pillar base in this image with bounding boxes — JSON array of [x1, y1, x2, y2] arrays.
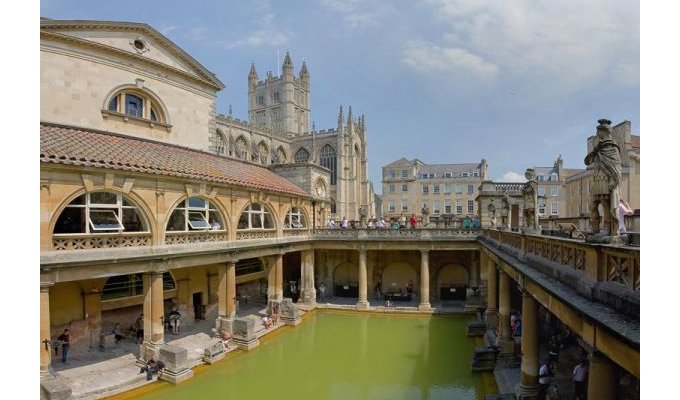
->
[[215, 316, 234, 334], [418, 303, 432, 312], [140, 341, 164, 361], [233, 316, 260, 350], [515, 382, 541, 400], [159, 367, 194, 384], [280, 298, 301, 326], [233, 337, 260, 350], [496, 337, 515, 354], [356, 301, 370, 310], [158, 345, 193, 384], [485, 309, 498, 329], [40, 374, 72, 400], [202, 341, 227, 365]]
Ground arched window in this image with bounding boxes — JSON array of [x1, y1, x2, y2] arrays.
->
[[101, 272, 175, 300], [276, 146, 287, 164], [215, 130, 227, 155], [294, 148, 310, 163], [53, 192, 148, 234], [166, 197, 224, 231], [258, 141, 269, 164], [107, 89, 165, 123], [235, 136, 249, 160], [238, 203, 274, 230], [285, 207, 307, 229], [320, 144, 337, 185]]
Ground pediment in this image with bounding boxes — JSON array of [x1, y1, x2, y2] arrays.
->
[[41, 19, 224, 90]]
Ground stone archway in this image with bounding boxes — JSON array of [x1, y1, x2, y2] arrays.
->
[[333, 262, 358, 297], [381, 261, 417, 297], [437, 264, 469, 300]]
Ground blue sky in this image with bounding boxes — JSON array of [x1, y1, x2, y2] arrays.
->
[[39, 0, 639, 191]]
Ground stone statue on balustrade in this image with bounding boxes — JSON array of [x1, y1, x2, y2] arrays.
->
[[500, 193, 510, 229], [487, 201, 497, 228], [584, 119, 622, 241], [421, 205, 430, 227], [521, 168, 538, 231]]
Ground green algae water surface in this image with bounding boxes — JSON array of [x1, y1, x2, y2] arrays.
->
[[119, 311, 493, 400]]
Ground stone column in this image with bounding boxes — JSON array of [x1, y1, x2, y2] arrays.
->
[[300, 250, 317, 305], [216, 260, 237, 333], [356, 249, 369, 309], [419, 250, 432, 311], [516, 290, 540, 399], [274, 253, 283, 302], [497, 270, 514, 353], [484, 254, 498, 329], [40, 283, 52, 375], [267, 257, 276, 309], [142, 271, 165, 361], [587, 352, 618, 400]]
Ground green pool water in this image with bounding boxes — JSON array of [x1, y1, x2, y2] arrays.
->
[[115, 311, 495, 400]]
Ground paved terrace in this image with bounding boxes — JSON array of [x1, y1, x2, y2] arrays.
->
[[44, 297, 477, 400]]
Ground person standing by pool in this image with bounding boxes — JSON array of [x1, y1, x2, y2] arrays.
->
[[57, 328, 71, 363], [375, 281, 382, 301]]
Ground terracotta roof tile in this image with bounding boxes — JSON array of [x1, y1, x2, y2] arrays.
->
[[40, 123, 310, 197]]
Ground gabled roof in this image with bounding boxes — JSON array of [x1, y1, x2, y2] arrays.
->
[[40, 123, 309, 197], [40, 18, 225, 91], [383, 157, 413, 168]]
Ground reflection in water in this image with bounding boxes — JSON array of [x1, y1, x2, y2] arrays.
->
[[114, 312, 492, 400]]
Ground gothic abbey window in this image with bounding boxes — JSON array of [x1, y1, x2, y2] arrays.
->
[[276, 146, 287, 163], [320, 145, 337, 185], [215, 130, 227, 155], [258, 141, 269, 164], [238, 203, 274, 230], [294, 147, 310, 163], [53, 192, 148, 234], [284, 207, 307, 229], [235, 136, 249, 160], [166, 197, 224, 231]]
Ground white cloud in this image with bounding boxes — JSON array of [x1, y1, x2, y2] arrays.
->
[[401, 40, 499, 82], [221, 30, 290, 50], [316, 0, 393, 31], [416, 0, 639, 93], [499, 171, 526, 182]]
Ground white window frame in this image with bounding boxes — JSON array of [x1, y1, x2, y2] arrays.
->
[[238, 203, 275, 230], [389, 184, 395, 193], [433, 201, 440, 214], [467, 184, 474, 194], [388, 200, 396, 212], [402, 184, 408, 192], [456, 200, 462, 214], [422, 185, 429, 195], [538, 187, 546, 197], [444, 201, 452, 214], [187, 211, 211, 230], [433, 184, 440, 195], [401, 200, 408, 211], [456, 184, 463, 194], [551, 186, 559, 197], [285, 207, 307, 229], [444, 184, 451, 195], [89, 209, 124, 231], [551, 202, 559, 215], [467, 200, 474, 214]]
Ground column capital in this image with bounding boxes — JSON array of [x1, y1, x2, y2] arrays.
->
[[227, 259, 239, 266], [420, 249, 430, 255], [40, 282, 54, 291]]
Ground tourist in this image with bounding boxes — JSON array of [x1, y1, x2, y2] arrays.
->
[[318, 282, 327, 302], [341, 217, 348, 228], [135, 313, 144, 344], [548, 335, 560, 366], [538, 358, 552, 400], [375, 281, 383, 301], [410, 214, 418, 228], [169, 308, 181, 335], [399, 214, 406, 229], [220, 330, 234, 348], [572, 359, 588, 400], [513, 318, 522, 337], [510, 311, 519, 334], [57, 328, 71, 363], [139, 357, 165, 381], [472, 216, 480, 229], [463, 216, 472, 229], [367, 219, 375, 229], [618, 198, 634, 234], [327, 217, 335, 229], [262, 315, 273, 329], [377, 218, 386, 229], [406, 280, 414, 299], [112, 323, 124, 344]]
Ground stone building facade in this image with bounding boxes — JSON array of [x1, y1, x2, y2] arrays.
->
[[381, 158, 488, 224]]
